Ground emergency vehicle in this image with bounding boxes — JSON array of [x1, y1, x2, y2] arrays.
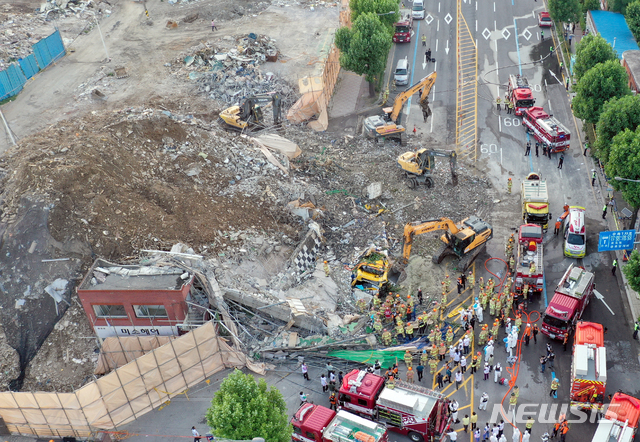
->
[[339, 369, 450, 442], [521, 172, 551, 231], [513, 224, 544, 296], [523, 106, 571, 153], [541, 264, 595, 340], [292, 405, 389, 442], [507, 75, 536, 116], [591, 392, 640, 442], [564, 206, 587, 258], [393, 15, 413, 43], [570, 322, 606, 413]]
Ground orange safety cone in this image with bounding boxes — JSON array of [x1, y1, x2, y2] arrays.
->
[[413, 125, 417, 133]]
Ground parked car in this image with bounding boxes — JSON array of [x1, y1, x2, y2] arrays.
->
[[539, 12, 552, 27]]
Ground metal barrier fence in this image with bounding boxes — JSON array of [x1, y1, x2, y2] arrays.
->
[[0, 30, 65, 101]]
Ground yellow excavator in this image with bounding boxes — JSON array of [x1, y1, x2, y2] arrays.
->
[[402, 216, 493, 271], [219, 93, 282, 132], [363, 72, 436, 144], [397, 148, 458, 189]]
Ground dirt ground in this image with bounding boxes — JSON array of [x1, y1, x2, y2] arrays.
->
[[0, 0, 499, 392]]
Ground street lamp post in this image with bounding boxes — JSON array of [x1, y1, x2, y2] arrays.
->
[[615, 177, 640, 183]]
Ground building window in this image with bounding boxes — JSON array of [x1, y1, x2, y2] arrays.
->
[[93, 304, 127, 318], [134, 305, 168, 318]]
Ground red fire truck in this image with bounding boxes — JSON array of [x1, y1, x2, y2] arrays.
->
[[523, 106, 570, 153], [507, 75, 536, 116], [393, 16, 413, 43], [591, 392, 640, 442], [541, 264, 595, 340], [292, 404, 389, 442], [570, 321, 606, 413], [513, 224, 544, 296], [339, 369, 450, 442]]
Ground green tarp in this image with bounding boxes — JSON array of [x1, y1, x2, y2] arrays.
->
[[327, 350, 409, 370]]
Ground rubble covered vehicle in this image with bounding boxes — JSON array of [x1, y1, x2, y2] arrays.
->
[[219, 93, 282, 132], [402, 216, 493, 271], [523, 106, 570, 153], [570, 321, 606, 413], [339, 369, 450, 442], [291, 404, 389, 442], [513, 224, 544, 296], [507, 74, 536, 116], [364, 72, 436, 145], [591, 392, 640, 442], [521, 172, 551, 231], [351, 246, 390, 295], [541, 264, 595, 340]]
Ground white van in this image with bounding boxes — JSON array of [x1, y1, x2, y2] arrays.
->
[[412, 0, 425, 19], [563, 206, 586, 258], [394, 58, 410, 86]]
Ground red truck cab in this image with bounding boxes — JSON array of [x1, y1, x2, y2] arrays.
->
[[393, 17, 413, 43], [291, 404, 389, 442], [508, 75, 535, 116], [541, 264, 595, 340], [339, 369, 449, 442]]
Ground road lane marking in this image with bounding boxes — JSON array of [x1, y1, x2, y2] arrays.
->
[[436, 39, 439, 52], [438, 19, 440, 32], [494, 2, 496, 11], [514, 18, 522, 75]]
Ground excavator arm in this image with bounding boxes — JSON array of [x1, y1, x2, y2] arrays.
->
[[402, 218, 461, 262], [389, 72, 437, 123], [429, 150, 458, 183]]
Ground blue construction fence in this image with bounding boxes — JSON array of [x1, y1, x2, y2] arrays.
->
[[0, 30, 66, 101]]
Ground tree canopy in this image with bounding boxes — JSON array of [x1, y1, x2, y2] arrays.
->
[[573, 34, 618, 81], [572, 59, 630, 124], [335, 12, 392, 86], [595, 95, 640, 162], [623, 250, 640, 295], [582, 0, 601, 13], [549, 0, 581, 23], [626, 0, 640, 41], [605, 126, 640, 209], [205, 369, 291, 442], [349, 0, 399, 30]]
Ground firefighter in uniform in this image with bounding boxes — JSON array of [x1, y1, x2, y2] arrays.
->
[[446, 328, 454, 347], [439, 342, 447, 360], [470, 355, 479, 374], [509, 255, 515, 273], [479, 324, 489, 345], [429, 358, 438, 375], [468, 271, 475, 289], [387, 374, 396, 389], [514, 313, 522, 333], [489, 295, 496, 317], [421, 349, 429, 366], [428, 328, 436, 344], [396, 322, 405, 340], [430, 344, 439, 359], [480, 289, 489, 310], [478, 277, 485, 292], [522, 284, 529, 302], [508, 100, 514, 114], [374, 318, 383, 333], [507, 177, 512, 194], [404, 350, 413, 368], [406, 367, 415, 383], [381, 329, 392, 346], [406, 322, 414, 340], [491, 319, 500, 341]]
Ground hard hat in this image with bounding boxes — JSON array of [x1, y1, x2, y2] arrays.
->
[[324, 260, 327, 263], [508, 178, 512, 181], [409, 367, 413, 371]]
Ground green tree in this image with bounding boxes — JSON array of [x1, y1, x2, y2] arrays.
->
[[626, 0, 640, 41], [349, 0, 399, 31], [573, 34, 618, 81], [605, 126, 640, 227], [335, 12, 392, 96], [623, 250, 640, 293], [549, 0, 581, 23], [595, 95, 640, 162], [572, 59, 630, 124], [582, 0, 600, 13], [205, 369, 291, 442], [612, 0, 633, 12]]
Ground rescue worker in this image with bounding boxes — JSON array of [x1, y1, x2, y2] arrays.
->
[[514, 313, 522, 333], [554, 217, 562, 235], [406, 366, 415, 383], [550, 378, 560, 397], [446, 328, 454, 347], [421, 35, 427, 46], [509, 255, 515, 273], [509, 392, 517, 412], [529, 261, 536, 275], [444, 274, 451, 292], [508, 101, 514, 114], [470, 355, 479, 374], [430, 343, 439, 359], [507, 177, 512, 194], [387, 374, 396, 388], [421, 349, 429, 366], [478, 276, 485, 292], [428, 327, 437, 344], [396, 322, 405, 340], [480, 289, 489, 310], [373, 318, 383, 333], [479, 324, 489, 345], [406, 322, 414, 340], [382, 329, 392, 346], [429, 358, 438, 375], [468, 271, 475, 288], [323, 260, 330, 276], [560, 422, 569, 442], [524, 323, 532, 345], [491, 319, 500, 341], [489, 295, 496, 317], [404, 350, 413, 367], [496, 97, 501, 111], [439, 342, 447, 360], [329, 392, 338, 410]]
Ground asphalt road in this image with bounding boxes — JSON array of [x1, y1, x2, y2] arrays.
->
[[387, 0, 640, 441]]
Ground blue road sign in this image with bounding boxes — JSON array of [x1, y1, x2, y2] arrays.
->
[[598, 230, 636, 252]]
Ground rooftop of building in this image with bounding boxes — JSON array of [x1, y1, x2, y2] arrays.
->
[[78, 259, 191, 291]]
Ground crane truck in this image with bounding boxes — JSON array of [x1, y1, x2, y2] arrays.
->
[[402, 216, 493, 271], [397, 149, 458, 189], [570, 321, 606, 414], [292, 404, 389, 442], [338, 369, 450, 442], [541, 264, 595, 340], [363, 72, 436, 145]]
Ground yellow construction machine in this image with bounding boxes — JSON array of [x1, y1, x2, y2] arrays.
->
[[397, 148, 458, 189], [363, 72, 436, 144], [219, 93, 282, 132], [402, 216, 493, 271]]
